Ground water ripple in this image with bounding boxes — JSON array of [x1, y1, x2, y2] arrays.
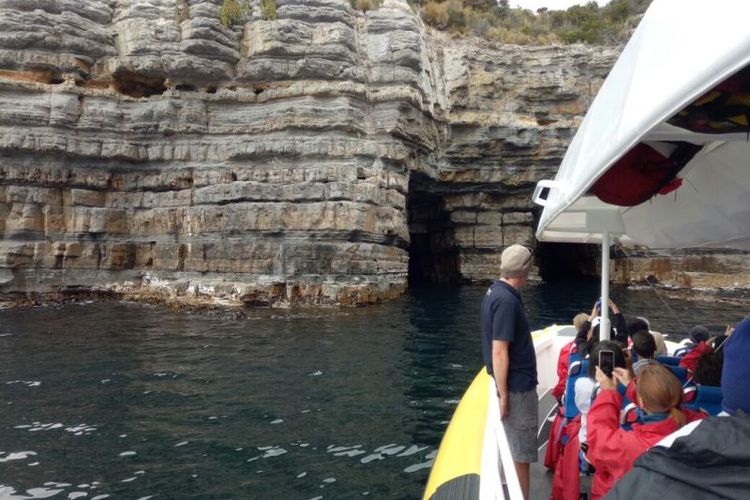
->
[[0, 285, 746, 498]]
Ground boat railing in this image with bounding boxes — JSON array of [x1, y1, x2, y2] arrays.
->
[[480, 376, 524, 500]]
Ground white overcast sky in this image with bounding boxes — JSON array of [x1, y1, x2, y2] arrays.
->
[[511, 0, 612, 11]]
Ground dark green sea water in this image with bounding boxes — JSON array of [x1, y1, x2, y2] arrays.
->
[[1, 283, 747, 499]]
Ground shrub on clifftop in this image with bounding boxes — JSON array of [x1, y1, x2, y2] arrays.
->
[[260, 0, 277, 19], [219, 0, 247, 27], [419, 0, 652, 45], [350, 0, 384, 11], [218, 0, 275, 26]]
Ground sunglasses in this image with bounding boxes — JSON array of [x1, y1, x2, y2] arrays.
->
[[522, 247, 535, 266]]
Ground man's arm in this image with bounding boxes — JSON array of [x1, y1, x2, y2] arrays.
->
[[610, 300, 628, 344], [493, 340, 511, 419], [575, 320, 592, 355]]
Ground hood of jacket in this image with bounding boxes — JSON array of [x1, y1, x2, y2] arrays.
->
[[606, 413, 750, 499]]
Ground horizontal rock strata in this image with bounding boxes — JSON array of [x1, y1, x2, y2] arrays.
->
[[0, 0, 627, 306], [612, 249, 750, 290]]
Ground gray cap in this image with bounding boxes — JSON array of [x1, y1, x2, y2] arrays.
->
[[500, 245, 533, 279]]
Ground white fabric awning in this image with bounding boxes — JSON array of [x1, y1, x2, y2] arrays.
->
[[534, 0, 750, 249]]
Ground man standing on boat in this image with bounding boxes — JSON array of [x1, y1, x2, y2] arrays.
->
[[480, 244, 538, 499]]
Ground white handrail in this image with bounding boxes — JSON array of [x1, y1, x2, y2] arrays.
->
[[481, 376, 524, 500]]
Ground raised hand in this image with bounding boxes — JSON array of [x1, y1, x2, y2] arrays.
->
[[595, 366, 616, 390], [608, 298, 620, 314], [613, 367, 632, 386]]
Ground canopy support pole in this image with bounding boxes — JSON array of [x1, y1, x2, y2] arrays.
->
[[600, 231, 611, 341]]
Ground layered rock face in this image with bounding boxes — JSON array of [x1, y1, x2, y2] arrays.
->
[[417, 40, 615, 283], [0, 0, 617, 307], [611, 249, 750, 290]]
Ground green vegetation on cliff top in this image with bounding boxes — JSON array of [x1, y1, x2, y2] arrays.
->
[[217, 0, 651, 45], [218, 0, 247, 26], [218, 0, 276, 27], [417, 0, 653, 45]]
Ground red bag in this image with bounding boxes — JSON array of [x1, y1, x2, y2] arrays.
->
[[591, 142, 700, 207]]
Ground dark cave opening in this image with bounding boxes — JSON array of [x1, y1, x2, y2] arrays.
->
[[407, 173, 460, 287], [535, 241, 601, 282], [113, 71, 167, 98], [406, 174, 602, 286]]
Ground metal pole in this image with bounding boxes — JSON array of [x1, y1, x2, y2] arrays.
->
[[600, 231, 610, 341]]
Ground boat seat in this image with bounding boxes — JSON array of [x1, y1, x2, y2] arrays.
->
[[685, 384, 723, 416], [656, 355, 681, 366], [569, 349, 583, 365], [666, 364, 688, 384], [683, 385, 697, 404], [673, 346, 691, 358]]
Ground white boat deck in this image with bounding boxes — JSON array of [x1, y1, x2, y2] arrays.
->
[[530, 325, 578, 499]]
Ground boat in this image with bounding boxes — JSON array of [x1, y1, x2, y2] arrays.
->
[[424, 0, 750, 498], [423, 325, 576, 500]]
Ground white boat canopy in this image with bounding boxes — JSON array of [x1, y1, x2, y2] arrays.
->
[[534, 0, 750, 250]]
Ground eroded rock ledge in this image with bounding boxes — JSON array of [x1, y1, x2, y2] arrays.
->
[[5, 0, 718, 308]]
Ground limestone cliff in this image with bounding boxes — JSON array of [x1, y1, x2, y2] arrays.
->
[[0, 0, 621, 307]]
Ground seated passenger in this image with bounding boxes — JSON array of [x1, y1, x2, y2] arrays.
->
[[604, 318, 750, 500], [692, 349, 723, 387], [575, 300, 627, 356], [687, 325, 711, 347], [552, 313, 590, 402], [673, 325, 710, 357], [577, 341, 628, 447], [551, 342, 627, 500], [720, 320, 746, 415], [679, 325, 732, 373], [587, 364, 706, 499], [627, 317, 650, 338], [574, 312, 592, 332], [629, 316, 667, 356], [636, 316, 668, 356], [630, 330, 658, 375], [546, 314, 591, 471]]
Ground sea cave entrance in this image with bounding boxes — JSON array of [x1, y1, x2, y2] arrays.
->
[[407, 173, 460, 287], [534, 241, 601, 282], [406, 174, 602, 286]]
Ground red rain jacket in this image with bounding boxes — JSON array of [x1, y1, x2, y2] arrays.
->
[[678, 341, 713, 374], [551, 340, 576, 401], [586, 389, 706, 499], [551, 417, 582, 500]]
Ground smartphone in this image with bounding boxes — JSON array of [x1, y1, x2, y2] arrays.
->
[[595, 298, 605, 314], [599, 349, 615, 377]]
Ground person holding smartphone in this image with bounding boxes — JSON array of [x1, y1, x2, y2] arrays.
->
[[552, 341, 626, 500], [606, 317, 750, 500], [586, 364, 707, 498], [574, 298, 628, 356]]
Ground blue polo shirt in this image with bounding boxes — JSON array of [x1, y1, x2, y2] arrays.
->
[[480, 280, 538, 393]]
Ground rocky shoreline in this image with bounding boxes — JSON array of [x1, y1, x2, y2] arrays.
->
[[3, 278, 748, 315]]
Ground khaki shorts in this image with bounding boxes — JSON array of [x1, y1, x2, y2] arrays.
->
[[506, 389, 539, 463]]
